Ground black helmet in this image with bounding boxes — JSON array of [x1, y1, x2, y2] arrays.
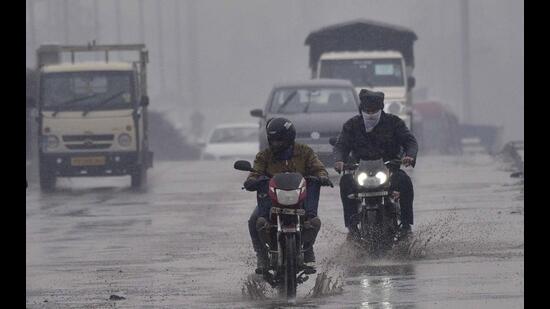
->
[[266, 117, 296, 154], [359, 89, 385, 111]]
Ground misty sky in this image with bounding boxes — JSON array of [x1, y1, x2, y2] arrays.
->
[[26, 0, 523, 142]]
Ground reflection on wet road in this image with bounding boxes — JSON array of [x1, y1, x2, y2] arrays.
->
[[26, 154, 523, 308]]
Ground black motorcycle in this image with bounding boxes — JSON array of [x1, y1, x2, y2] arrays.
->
[[342, 158, 403, 254], [234, 160, 328, 299]]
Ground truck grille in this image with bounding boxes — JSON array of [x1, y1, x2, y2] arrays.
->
[[66, 144, 112, 150], [62, 134, 114, 142], [62, 134, 114, 150]]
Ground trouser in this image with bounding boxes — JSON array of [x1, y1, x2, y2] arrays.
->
[[339, 169, 414, 228], [256, 216, 321, 253], [248, 181, 322, 253]]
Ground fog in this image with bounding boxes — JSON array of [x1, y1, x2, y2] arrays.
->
[[26, 0, 523, 143]]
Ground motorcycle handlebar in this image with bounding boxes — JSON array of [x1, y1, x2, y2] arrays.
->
[[304, 176, 333, 187], [342, 159, 403, 171], [242, 175, 332, 190]]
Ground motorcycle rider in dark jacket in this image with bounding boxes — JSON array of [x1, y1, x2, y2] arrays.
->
[[333, 89, 418, 239], [243, 117, 331, 272]]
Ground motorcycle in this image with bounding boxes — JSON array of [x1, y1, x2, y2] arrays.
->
[[342, 158, 403, 254], [234, 160, 330, 299]]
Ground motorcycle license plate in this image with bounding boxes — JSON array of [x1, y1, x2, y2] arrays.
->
[[357, 191, 388, 198], [271, 207, 306, 216], [71, 156, 106, 166]]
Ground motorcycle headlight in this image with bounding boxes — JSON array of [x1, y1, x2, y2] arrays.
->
[[43, 135, 59, 149], [357, 171, 387, 187], [375, 171, 388, 184], [118, 133, 132, 147], [357, 172, 368, 186], [276, 188, 301, 206]]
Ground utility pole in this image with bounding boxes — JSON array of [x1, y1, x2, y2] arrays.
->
[[93, 0, 100, 43], [156, 1, 165, 91], [63, 0, 69, 44], [187, 0, 199, 107], [115, 0, 122, 44], [27, 0, 36, 54], [460, 0, 472, 124], [174, 0, 182, 98], [138, 0, 145, 43]]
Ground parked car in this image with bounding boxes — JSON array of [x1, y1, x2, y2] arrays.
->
[[200, 123, 259, 160], [250, 79, 359, 165]]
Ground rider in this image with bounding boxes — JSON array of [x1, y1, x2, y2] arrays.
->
[[333, 89, 418, 240], [244, 117, 331, 272]]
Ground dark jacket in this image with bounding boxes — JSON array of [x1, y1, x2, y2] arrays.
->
[[247, 143, 328, 181], [333, 112, 418, 166]]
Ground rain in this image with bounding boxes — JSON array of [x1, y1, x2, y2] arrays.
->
[[26, 1, 523, 308]]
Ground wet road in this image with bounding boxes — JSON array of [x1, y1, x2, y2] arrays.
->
[[26, 154, 523, 308]]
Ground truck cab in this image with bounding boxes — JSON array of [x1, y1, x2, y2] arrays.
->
[[32, 44, 153, 190], [317, 50, 413, 128], [305, 19, 417, 130]]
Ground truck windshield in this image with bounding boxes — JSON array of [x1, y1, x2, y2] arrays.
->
[[41, 71, 134, 110], [269, 87, 357, 114], [319, 58, 404, 87]]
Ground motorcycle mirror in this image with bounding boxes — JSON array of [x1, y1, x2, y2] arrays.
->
[[328, 137, 338, 146], [234, 160, 253, 171], [250, 109, 264, 118]]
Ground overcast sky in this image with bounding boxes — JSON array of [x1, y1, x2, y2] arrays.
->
[[26, 0, 523, 142]]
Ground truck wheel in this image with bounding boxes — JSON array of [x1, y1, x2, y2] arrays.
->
[[39, 167, 56, 191], [131, 165, 147, 188]]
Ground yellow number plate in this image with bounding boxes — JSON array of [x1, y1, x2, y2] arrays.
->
[[70, 156, 106, 166]]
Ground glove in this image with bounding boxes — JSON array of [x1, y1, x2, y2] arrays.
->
[[402, 156, 415, 167], [318, 176, 333, 187], [243, 178, 260, 191], [334, 161, 344, 173], [243, 176, 269, 191]]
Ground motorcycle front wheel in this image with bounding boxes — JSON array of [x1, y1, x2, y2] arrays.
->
[[284, 233, 297, 298], [366, 210, 378, 253]]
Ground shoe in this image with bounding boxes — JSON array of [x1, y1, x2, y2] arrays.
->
[[397, 223, 412, 240], [346, 226, 360, 241], [303, 248, 316, 274], [255, 252, 269, 274]]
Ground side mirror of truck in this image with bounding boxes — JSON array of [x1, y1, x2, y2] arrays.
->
[[407, 77, 416, 89], [140, 95, 149, 107], [250, 109, 264, 118], [26, 96, 36, 108]]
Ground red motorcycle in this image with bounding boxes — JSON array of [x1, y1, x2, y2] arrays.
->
[[234, 160, 326, 299]]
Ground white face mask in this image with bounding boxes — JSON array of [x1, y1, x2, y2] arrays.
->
[[362, 110, 382, 132]]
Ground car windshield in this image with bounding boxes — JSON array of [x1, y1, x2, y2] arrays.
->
[[209, 127, 259, 143], [41, 71, 134, 110], [269, 87, 357, 114], [319, 58, 405, 87]]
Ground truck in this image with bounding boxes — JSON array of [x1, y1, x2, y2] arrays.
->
[[305, 19, 418, 129], [27, 43, 153, 190]]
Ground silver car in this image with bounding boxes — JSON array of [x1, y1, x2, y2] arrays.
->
[[250, 79, 359, 165]]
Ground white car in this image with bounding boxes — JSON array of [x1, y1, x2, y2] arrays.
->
[[200, 123, 259, 160]]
